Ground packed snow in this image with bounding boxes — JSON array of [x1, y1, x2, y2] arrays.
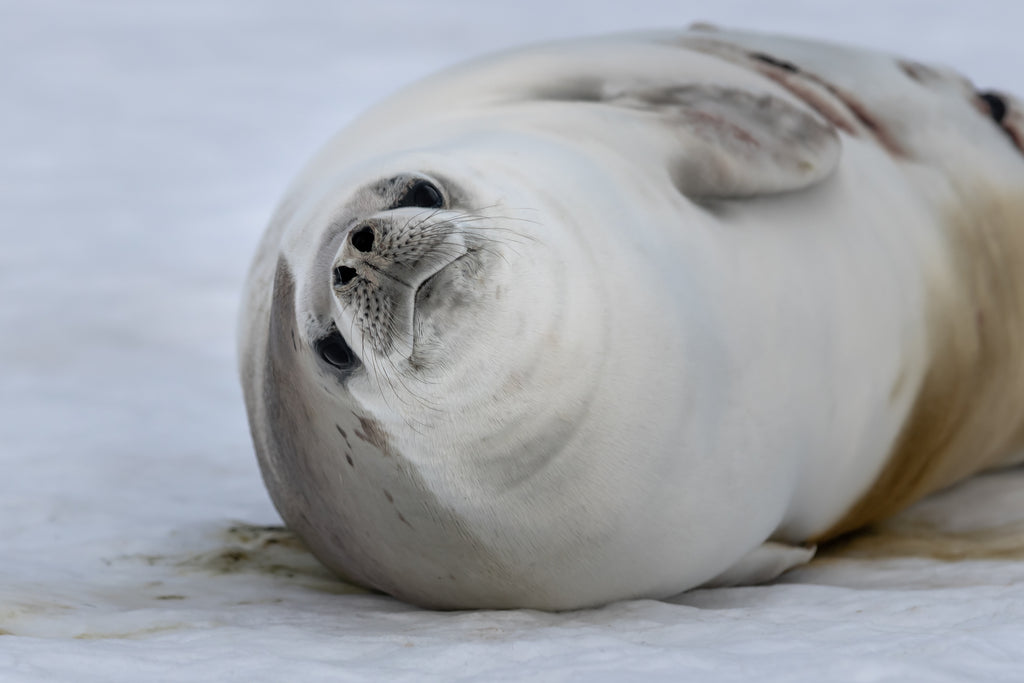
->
[[2, 1, 1023, 680]]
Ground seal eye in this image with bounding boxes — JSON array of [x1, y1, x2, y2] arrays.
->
[[316, 330, 357, 371], [979, 92, 1008, 124], [396, 180, 444, 209]]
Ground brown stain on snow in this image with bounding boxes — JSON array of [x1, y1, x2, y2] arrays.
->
[[180, 525, 354, 586], [819, 519, 1024, 561], [73, 624, 186, 641]]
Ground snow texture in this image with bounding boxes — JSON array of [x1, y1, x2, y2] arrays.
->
[[3, 1, 1024, 680]]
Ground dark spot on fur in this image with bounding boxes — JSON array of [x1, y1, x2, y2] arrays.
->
[[335, 424, 347, 439], [355, 415, 394, 456], [750, 52, 799, 73], [397, 512, 412, 528], [346, 453, 354, 467], [383, 490, 394, 503]]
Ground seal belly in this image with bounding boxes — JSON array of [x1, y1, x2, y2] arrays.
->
[[815, 185, 1024, 541]]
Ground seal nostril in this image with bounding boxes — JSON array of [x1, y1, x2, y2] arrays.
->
[[351, 225, 375, 252], [334, 266, 357, 287]]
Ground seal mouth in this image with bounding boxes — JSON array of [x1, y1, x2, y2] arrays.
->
[[414, 253, 469, 303], [410, 252, 470, 359]]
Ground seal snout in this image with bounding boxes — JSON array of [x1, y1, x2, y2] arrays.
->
[[332, 224, 382, 289], [328, 210, 471, 358]]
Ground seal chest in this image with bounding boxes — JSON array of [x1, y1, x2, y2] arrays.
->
[[239, 26, 1024, 609]]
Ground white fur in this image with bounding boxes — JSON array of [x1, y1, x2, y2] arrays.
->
[[239, 27, 1024, 609]]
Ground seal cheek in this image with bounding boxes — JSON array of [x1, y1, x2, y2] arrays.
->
[[254, 259, 406, 594], [256, 260, 315, 508]]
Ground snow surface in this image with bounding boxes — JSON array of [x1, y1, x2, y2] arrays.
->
[[3, 1, 1024, 680]]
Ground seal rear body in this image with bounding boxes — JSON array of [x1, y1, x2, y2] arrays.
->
[[239, 27, 1024, 609]]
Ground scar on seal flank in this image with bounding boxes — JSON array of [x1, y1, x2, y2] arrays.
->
[[747, 50, 907, 157], [676, 38, 909, 157]]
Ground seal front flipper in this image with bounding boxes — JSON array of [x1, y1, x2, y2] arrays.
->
[[535, 79, 841, 199], [699, 542, 816, 588], [599, 84, 842, 199]]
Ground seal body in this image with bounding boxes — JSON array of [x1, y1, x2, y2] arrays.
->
[[239, 27, 1024, 610]]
